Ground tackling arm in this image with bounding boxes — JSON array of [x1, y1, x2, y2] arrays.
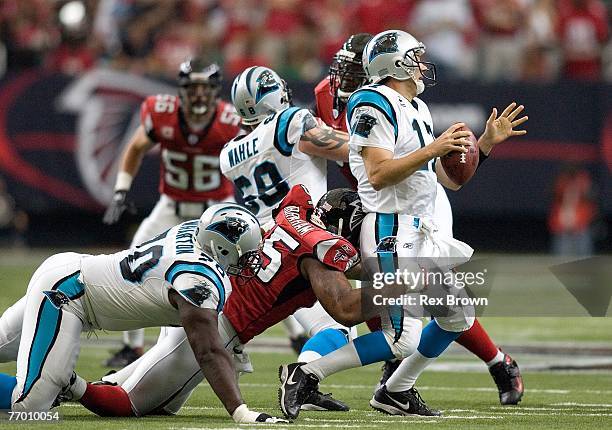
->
[[300, 257, 364, 327], [171, 290, 244, 415], [299, 122, 350, 162]]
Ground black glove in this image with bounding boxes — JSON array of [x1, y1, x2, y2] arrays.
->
[[103, 190, 136, 225]]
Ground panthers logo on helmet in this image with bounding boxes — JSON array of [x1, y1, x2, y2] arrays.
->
[[207, 217, 250, 244], [255, 70, 280, 103], [369, 32, 399, 62]]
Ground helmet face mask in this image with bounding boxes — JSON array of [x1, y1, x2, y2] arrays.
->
[[178, 59, 222, 119], [328, 33, 372, 110]]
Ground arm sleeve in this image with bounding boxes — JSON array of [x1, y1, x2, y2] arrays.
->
[[312, 236, 360, 273], [274, 107, 317, 156], [140, 97, 157, 142], [348, 106, 396, 153], [167, 263, 229, 312]]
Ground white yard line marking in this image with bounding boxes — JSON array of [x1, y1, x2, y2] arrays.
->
[[551, 402, 612, 408], [237, 382, 612, 395]]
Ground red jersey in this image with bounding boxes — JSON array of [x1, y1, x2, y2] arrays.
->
[[223, 185, 359, 344], [140, 95, 242, 202], [313, 78, 357, 189]]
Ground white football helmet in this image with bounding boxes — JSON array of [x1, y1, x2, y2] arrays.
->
[[196, 204, 262, 277], [362, 30, 437, 95], [231, 66, 291, 125]]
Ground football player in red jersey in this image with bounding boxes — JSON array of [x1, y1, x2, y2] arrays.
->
[[57, 185, 367, 417], [101, 58, 242, 368], [313, 33, 523, 406]]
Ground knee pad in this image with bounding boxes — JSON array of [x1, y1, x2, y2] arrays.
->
[[382, 319, 422, 360], [435, 313, 475, 333]]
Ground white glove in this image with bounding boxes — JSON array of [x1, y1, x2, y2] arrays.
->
[[232, 404, 289, 424]]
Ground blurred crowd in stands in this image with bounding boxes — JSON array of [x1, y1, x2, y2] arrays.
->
[[0, 0, 611, 83]]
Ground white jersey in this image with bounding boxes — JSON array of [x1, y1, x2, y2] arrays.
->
[[220, 107, 327, 225], [79, 220, 231, 331], [347, 84, 437, 218]]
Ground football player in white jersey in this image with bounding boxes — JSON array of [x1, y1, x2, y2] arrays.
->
[[279, 30, 528, 419], [221, 66, 360, 362], [0, 205, 287, 424], [221, 66, 350, 226]]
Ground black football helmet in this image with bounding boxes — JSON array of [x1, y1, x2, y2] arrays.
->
[[312, 188, 365, 248], [178, 58, 222, 116], [329, 33, 373, 113]]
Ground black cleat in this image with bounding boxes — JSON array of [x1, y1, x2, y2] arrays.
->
[[278, 362, 319, 419], [370, 385, 442, 416], [374, 359, 402, 392], [489, 352, 524, 405], [301, 390, 349, 412], [52, 372, 78, 408], [104, 345, 143, 368], [290, 334, 309, 355]]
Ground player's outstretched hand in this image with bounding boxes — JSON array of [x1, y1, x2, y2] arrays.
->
[[232, 404, 290, 424], [479, 102, 528, 155], [103, 190, 136, 225], [429, 122, 471, 158]]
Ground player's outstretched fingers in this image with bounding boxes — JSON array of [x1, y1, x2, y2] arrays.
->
[[512, 115, 529, 128], [487, 108, 498, 124], [500, 102, 517, 118], [507, 105, 524, 121]]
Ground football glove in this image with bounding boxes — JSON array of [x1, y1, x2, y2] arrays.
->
[[232, 404, 289, 424], [103, 190, 136, 225]]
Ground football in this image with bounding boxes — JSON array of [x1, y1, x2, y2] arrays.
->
[[441, 126, 479, 186]]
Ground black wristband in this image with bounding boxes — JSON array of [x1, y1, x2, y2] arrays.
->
[[477, 148, 489, 168]]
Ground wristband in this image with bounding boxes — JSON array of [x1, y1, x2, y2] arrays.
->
[[114, 171, 133, 192], [231, 404, 249, 422], [477, 148, 488, 168]]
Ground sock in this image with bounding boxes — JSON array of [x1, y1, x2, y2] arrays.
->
[[301, 331, 394, 381], [283, 316, 306, 339], [385, 350, 432, 393], [79, 383, 134, 417], [385, 320, 460, 393], [455, 319, 499, 363], [70, 374, 88, 400], [0, 373, 16, 409], [124, 329, 145, 349], [486, 350, 505, 367], [297, 328, 348, 362]]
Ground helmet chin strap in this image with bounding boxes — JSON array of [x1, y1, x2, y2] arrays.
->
[[415, 79, 425, 95]]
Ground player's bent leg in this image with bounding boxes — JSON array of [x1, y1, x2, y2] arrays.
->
[[0, 296, 26, 362], [12, 260, 85, 411], [115, 326, 201, 416]]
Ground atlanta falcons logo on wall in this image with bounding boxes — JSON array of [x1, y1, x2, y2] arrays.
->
[[59, 68, 175, 205]]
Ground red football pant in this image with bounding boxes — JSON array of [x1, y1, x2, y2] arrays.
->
[[79, 383, 134, 417]]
